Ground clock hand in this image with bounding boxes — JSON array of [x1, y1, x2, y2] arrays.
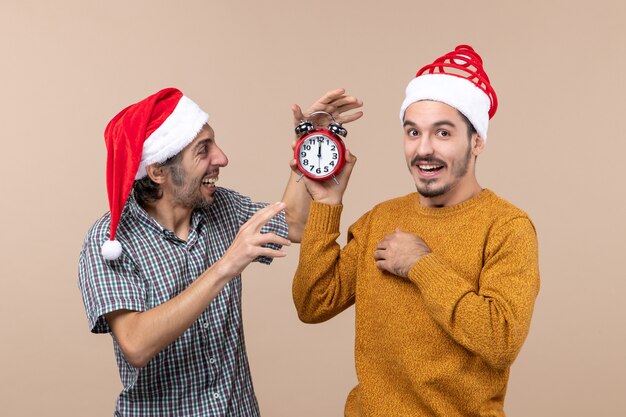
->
[[317, 141, 322, 172]]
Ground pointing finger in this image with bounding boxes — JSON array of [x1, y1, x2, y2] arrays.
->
[[317, 88, 346, 105], [254, 232, 292, 247], [256, 247, 288, 259], [328, 96, 362, 110], [337, 111, 364, 124], [244, 202, 286, 231]]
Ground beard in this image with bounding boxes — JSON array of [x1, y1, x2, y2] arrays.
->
[[169, 164, 214, 210], [412, 142, 472, 198]]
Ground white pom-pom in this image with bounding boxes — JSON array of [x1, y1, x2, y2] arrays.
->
[[101, 239, 122, 260]]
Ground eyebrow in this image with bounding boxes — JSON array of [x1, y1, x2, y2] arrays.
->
[[433, 120, 457, 128], [402, 120, 457, 129]]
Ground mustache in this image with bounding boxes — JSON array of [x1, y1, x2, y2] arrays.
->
[[410, 155, 447, 167]]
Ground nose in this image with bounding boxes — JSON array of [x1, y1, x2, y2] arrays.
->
[[211, 144, 229, 167], [415, 135, 434, 157]]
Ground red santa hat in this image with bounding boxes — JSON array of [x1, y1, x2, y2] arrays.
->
[[399, 44, 498, 141], [101, 87, 209, 260]]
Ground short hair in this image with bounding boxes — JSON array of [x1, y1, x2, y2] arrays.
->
[[457, 110, 478, 139], [132, 152, 183, 207]]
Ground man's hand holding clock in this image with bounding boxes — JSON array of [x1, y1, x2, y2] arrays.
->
[[290, 88, 362, 205]]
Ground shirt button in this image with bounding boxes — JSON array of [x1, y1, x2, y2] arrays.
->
[[213, 392, 220, 399], [209, 358, 216, 364], [203, 322, 209, 329]]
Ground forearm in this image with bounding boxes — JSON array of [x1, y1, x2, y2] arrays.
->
[[105, 202, 290, 368], [107, 263, 232, 368], [282, 170, 311, 243], [407, 226, 540, 369], [292, 202, 357, 323]]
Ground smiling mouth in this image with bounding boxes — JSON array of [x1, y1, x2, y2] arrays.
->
[[201, 176, 217, 187], [417, 164, 444, 174]]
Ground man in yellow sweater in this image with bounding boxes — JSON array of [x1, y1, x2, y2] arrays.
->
[[292, 45, 540, 416]]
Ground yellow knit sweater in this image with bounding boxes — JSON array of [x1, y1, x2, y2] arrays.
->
[[293, 190, 539, 417]]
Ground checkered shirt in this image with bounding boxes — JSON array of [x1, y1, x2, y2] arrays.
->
[[78, 187, 288, 417]]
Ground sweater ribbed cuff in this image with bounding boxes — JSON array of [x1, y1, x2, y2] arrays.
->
[[408, 252, 472, 294], [305, 201, 343, 233]]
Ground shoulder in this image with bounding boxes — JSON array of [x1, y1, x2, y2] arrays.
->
[[81, 206, 142, 257], [213, 186, 247, 202], [211, 187, 257, 210], [208, 187, 277, 225], [481, 190, 537, 239], [82, 212, 113, 247], [483, 190, 533, 223]]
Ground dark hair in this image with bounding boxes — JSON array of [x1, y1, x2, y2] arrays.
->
[[457, 110, 477, 139], [132, 152, 183, 206]]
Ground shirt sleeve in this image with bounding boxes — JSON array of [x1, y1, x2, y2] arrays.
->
[[292, 201, 365, 323], [77, 220, 145, 334], [407, 216, 540, 369], [222, 188, 289, 265]]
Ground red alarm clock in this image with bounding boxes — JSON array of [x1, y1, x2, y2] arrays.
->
[[294, 111, 347, 182]]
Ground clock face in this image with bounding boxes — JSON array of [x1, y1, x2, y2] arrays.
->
[[296, 132, 345, 181]]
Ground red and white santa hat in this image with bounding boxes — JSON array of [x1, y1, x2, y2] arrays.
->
[[101, 87, 209, 260], [399, 44, 498, 141]]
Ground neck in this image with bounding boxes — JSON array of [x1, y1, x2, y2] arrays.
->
[[143, 197, 194, 241]]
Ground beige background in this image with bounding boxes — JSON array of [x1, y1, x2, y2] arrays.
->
[[1, 0, 624, 416]]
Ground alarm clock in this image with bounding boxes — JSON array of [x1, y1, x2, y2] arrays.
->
[[294, 111, 347, 182]]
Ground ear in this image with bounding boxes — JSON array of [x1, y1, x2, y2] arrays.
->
[[146, 163, 167, 184], [471, 134, 486, 157]]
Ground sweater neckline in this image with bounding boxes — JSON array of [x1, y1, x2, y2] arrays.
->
[[413, 189, 494, 216]]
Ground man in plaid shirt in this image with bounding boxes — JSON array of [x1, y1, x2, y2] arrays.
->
[[78, 87, 362, 416]]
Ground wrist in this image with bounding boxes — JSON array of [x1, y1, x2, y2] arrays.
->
[[306, 200, 343, 234], [315, 196, 342, 206], [207, 259, 237, 286]]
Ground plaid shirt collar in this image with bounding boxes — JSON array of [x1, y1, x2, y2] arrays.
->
[[126, 192, 208, 243]]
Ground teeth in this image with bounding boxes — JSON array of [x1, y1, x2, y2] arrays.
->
[[419, 165, 441, 170], [202, 177, 217, 185]]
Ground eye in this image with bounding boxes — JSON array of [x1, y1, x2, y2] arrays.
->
[[195, 145, 210, 158], [437, 129, 450, 138], [406, 128, 419, 137]]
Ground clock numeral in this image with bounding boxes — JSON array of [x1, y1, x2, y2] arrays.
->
[[331, 145, 336, 151], [329, 160, 335, 166], [304, 144, 311, 151], [309, 138, 316, 145], [309, 165, 315, 171], [324, 166, 329, 173], [316, 168, 321, 174], [302, 159, 309, 166], [332, 153, 338, 159], [300, 151, 306, 157]]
